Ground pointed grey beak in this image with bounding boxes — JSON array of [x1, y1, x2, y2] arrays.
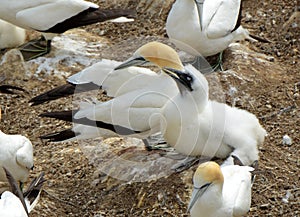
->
[[194, 0, 204, 30], [114, 56, 149, 70], [162, 67, 193, 91], [188, 183, 211, 212]]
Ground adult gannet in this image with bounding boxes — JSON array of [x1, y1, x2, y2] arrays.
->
[[35, 42, 265, 166], [0, 131, 34, 185], [166, 0, 266, 70], [0, 168, 45, 217], [0, 0, 136, 60], [161, 66, 266, 165], [0, 19, 26, 50], [30, 42, 184, 141], [188, 160, 255, 217]]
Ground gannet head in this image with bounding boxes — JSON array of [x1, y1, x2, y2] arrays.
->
[[162, 64, 208, 96], [188, 161, 224, 211], [16, 136, 34, 171], [114, 41, 184, 70]]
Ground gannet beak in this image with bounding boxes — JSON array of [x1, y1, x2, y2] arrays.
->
[[162, 67, 193, 91], [188, 183, 211, 212], [194, 0, 204, 30], [114, 56, 149, 70]]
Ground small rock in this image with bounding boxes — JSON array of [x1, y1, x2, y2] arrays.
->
[[282, 135, 292, 146]]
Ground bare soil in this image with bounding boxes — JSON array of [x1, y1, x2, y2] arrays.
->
[[0, 0, 299, 216]]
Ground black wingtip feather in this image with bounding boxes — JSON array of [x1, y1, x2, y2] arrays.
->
[[46, 8, 136, 34], [40, 110, 78, 122], [0, 85, 26, 94], [30, 82, 101, 106], [23, 172, 46, 204], [40, 129, 79, 142], [29, 83, 76, 106]]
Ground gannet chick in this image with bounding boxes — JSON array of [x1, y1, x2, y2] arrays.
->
[[0, 0, 136, 60], [166, 0, 266, 70], [0, 168, 45, 217], [0, 19, 26, 49], [0, 131, 34, 184], [188, 161, 255, 217]]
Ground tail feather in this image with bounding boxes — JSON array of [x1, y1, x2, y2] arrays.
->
[[46, 8, 136, 33], [29, 82, 100, 106]]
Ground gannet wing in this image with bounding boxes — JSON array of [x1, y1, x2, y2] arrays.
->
[[203, 0, 241, 38]]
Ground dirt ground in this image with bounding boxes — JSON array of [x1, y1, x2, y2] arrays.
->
[[0, 0, 299, 216]]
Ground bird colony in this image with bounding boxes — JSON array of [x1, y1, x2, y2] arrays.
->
[[1, 0, 295, 216]]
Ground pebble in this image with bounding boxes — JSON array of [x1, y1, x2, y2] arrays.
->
[[282, 135, 292, 146]]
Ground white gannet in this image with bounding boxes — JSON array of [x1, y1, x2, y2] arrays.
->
[[34, 42, 265, 165], [161, 65, 266, 165], [0, 131, 34, 184], [0, 168, 45, 217], [0, 19, 26, 50], [29, 41, 183, 106], [0, 0, 136, 60], [188, 161, 255, 217], [30, 42, 184, 141], [166, 0, 264, 70]]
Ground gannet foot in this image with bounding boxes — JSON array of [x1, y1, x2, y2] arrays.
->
[[18, 36, 51, 61]]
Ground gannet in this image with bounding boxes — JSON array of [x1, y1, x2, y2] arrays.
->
[[0, 131, 34, 184], [0, 19, 26, 49], [30, 42, 184, 141], [112, 48, 265, 165], [0, 0, 136, 60], [0, 168, 45, 217], [34, 42, 265, 166], [188, 161, 255, 217], [161, 66, 266, 165], [166, 0, 263, 70], [29, 42, 183, 106]]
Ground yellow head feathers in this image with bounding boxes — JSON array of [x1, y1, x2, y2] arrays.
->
[[115, 41, 184, 71], [193, 161, 224, 186], [135, 41, 184, 70]]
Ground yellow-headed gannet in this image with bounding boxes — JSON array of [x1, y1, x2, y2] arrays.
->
[[33, 42, 265, 166], [0, 0, 136, 60], [30, 42, 183, 141], [188, 160, 256, 217]]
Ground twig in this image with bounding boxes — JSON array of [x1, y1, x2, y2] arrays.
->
[[259, 105, 296, 121], [43, 189, 79, 208]]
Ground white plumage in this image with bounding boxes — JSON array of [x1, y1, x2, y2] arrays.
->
[[166, 0, 254, 57], [0, 191, 28, 217], [35, 42, 265, 166], [188, 161, 254, 217], [0, 19, 26, 49], [0, 0, 135, 60], [160, 65, 265, 165], [0, 131, 34, 183], [0, 169, 45, 217]]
